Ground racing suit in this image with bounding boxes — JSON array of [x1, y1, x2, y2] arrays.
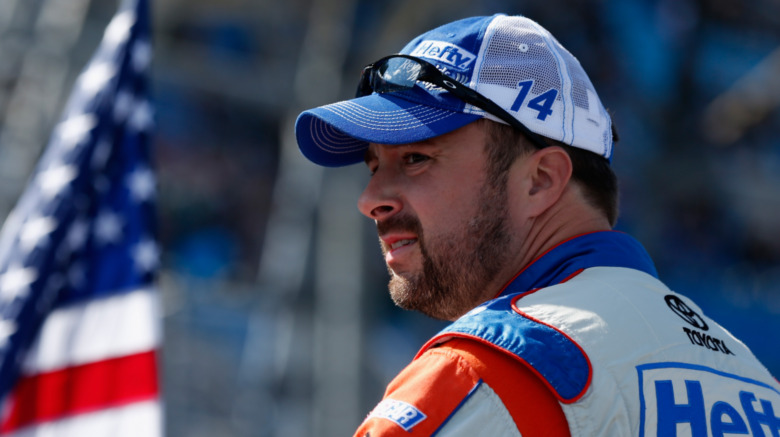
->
[[355, 231, 780, 436]]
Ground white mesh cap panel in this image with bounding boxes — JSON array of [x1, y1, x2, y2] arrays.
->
[[473, 15, 611, 157], [559, 35, 613, 156], [476, 23, 563, 96]]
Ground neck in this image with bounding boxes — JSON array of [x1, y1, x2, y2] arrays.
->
[[506, 185, 612, 289]]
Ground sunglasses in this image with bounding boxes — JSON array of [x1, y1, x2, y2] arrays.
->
[[356, 54, 549, 150]]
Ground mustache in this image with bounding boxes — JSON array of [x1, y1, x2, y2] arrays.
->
[[376, 214, 422, 236]]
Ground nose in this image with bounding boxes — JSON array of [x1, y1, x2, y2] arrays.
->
[[357, 168, 403, 221]]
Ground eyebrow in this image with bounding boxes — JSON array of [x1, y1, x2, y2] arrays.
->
[[363, 140, 439, 165]]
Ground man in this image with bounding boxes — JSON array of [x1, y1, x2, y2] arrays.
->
[[295, 14, 780, 436]]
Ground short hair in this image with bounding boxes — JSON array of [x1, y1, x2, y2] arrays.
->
[[482, 120, 620, 226]]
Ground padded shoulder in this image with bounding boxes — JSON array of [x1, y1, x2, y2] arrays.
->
[[418, 292, 592, 403], [354, 347, 482, 436]]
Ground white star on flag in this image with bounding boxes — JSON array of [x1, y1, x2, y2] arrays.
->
[[91, 137, 112, 170], [0, 320, 17, 348], [20, 216, 58, 253], [56, 114, 97, 150], [113, 90, 134, 123], [65, 218, 89, 251], [129, 100, 154, 131], [133, 239, 159, 272], [0, 267, 38, 302], [38, 164, 77, 198], [79, 62, 116, 97], [132, 40, 152, 72], [104, 10, 134, 48], [94, 210, 123, 244], [127, 167, 155, 202]]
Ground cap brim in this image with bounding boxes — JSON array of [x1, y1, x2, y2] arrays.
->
[[295, 92, 481, 167]]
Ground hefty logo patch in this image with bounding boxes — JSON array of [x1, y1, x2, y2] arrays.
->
[[368, 398, 427, 431], [410, 41, 476, 71], [638, 363, 780, 436]]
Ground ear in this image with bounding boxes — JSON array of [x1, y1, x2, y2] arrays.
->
[[525, 146, 573, 216]]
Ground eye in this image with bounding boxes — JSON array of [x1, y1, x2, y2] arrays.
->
[[364, 158, 378, 176], [403, 153, 430, 166]]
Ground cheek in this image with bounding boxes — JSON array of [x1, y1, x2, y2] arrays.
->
[[504, 164, 535, 220], [415, 187, 484, 234], [405, 162, 489, 232]]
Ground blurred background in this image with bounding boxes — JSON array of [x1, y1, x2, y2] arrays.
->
[[0, 0, 778, 435]]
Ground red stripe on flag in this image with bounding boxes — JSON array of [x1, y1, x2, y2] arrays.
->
[[1, 350, 159, 433]]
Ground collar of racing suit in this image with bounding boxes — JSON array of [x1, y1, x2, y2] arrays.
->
[[497, 230, 659, 298]]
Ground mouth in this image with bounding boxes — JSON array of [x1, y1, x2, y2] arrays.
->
[[389, 238, 417, 251], [380, 235, 419, 265], [377, 215, 422, 266]]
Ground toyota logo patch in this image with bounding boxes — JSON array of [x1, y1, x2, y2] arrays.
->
[[665, 295, 709, 331]]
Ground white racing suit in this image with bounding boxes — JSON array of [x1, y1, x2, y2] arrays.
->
[[357, 231, 780, 436]]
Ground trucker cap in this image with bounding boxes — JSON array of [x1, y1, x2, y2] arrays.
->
[[296, 14, 613, 167]]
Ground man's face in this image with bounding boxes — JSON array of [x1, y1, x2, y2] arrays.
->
[[358, 122, 519, 320]]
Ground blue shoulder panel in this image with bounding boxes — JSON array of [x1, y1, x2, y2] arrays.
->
[[420, 232, 656, 403], [428, 294, 591, 403]]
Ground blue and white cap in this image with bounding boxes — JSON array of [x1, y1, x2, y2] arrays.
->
[[296, 14, 613, 167]]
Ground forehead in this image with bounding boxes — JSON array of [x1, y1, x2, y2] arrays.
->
[[363, 121, 487, 163]]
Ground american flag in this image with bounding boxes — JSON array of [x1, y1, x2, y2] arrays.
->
[[0, 0, 162, 434]]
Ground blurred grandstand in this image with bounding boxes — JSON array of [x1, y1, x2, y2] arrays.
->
[[0, 0, 778, 436]]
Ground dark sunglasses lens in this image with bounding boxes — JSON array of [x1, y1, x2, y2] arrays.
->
[[357, 57, 424, 96], [377, 58, 422, 88]]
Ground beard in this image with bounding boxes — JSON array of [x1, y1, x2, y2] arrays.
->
[[378, 177, 513, 321]]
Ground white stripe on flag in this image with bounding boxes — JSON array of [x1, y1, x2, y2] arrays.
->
[[21, 288, 160, 374], [4, 400, 162, 437]]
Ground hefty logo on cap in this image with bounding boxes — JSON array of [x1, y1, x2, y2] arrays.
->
[[410, 41, 476, 71]]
